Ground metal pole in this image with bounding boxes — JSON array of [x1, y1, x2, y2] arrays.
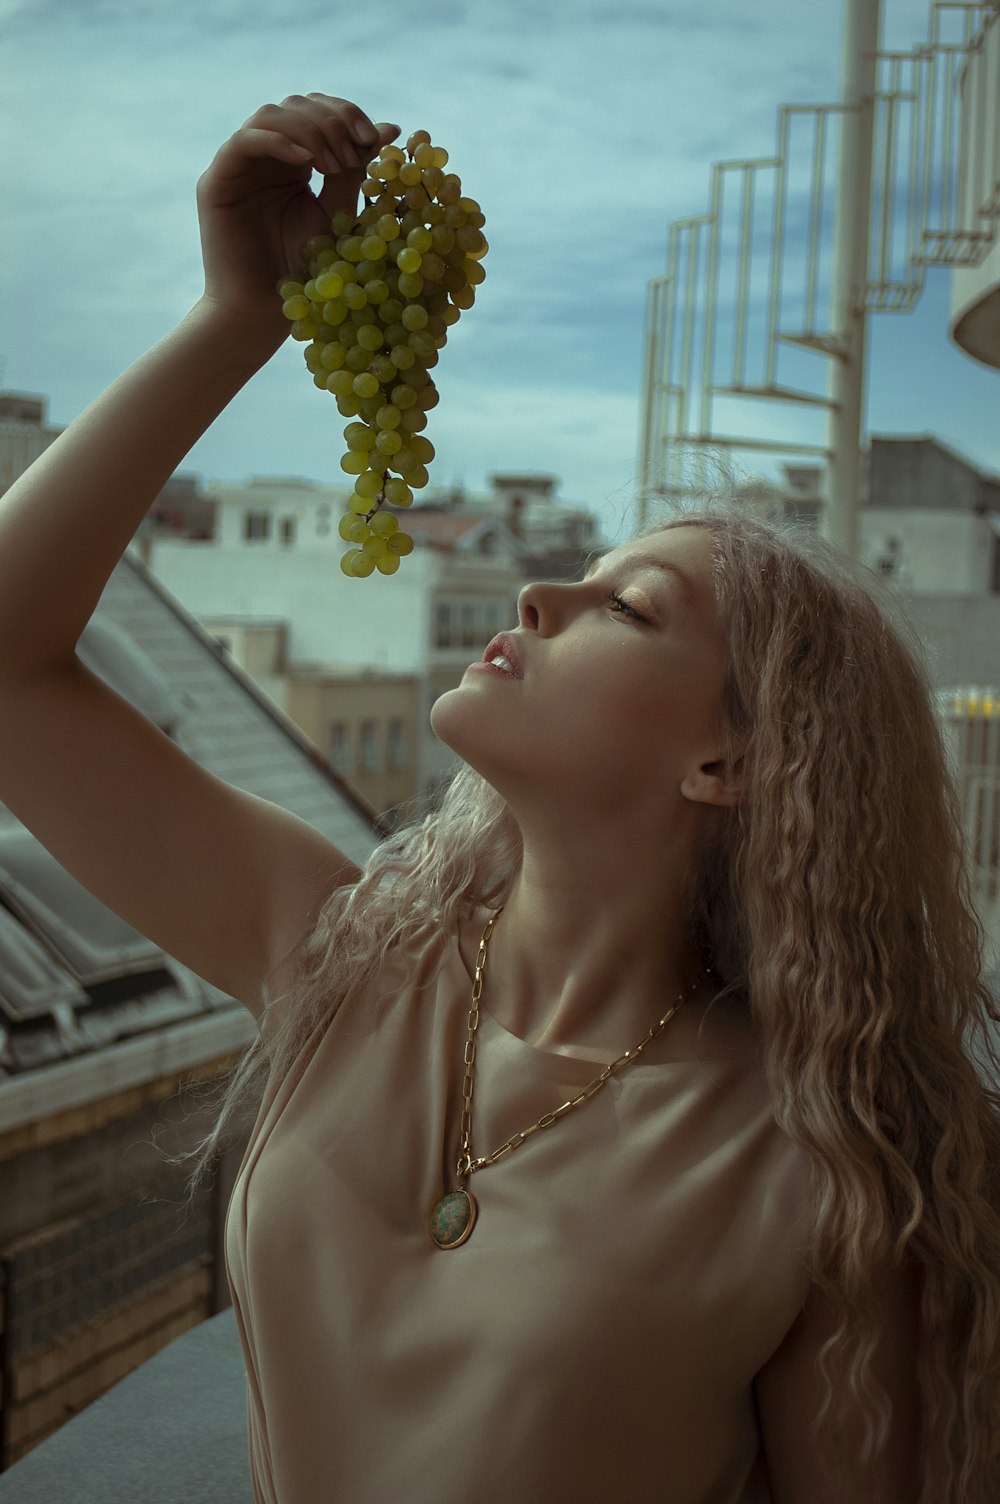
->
[[824, 0, 881, 561]]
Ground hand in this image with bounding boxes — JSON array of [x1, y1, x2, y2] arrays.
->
[[195, 93, 401, 337]]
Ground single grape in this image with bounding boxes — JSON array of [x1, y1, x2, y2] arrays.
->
[[355, 470, 384, 499], [361, 235, 387, 261], [332, 259, 358, 284], [347, 518, 371, 544], [278, 279, 305, 298], [398, 161, 422, 186], [408, 465, 430, 489], [370, 354, 398, 384], [413, 142, 436, 168], [353, 372, 380, 399], [376, 156, 400, 181], [452, 284, 475, 310], [357, 325, 384, 351], [466, 260, 486, 286], [327, 369, 356, 396], [375, 552, 401, 575], [438, 177, 462, 205], [331, 211, 355, 235], [322, 297, 348, 324], [375, 404, 402, 429], [382, 144, 406, 162], [431, 147, 449, 168], [419, 252, 446, 283], [384, 477, 413, 506], [393, 447, 418, 477], [388, 531, 415, 555], [441, 303, 461, 326], [390, 344, 416, 369], [396, 247, 423, 275], [341, 450, 369, 475], [336, 393, 362, 416], [343, 283, 368, 310], [359, 395, 383, 422], [391, 383, 417, 409], [315, 271, 345, 299], [320, 342, 347, 370], [348, 492, 372, 514], [408, 331, 436, 360], [370, 511, 399, 538], [406, 129, 431, 152], [400, 405, 428, 432], [424, 203, 444, 225], [340, 550, 362, 576], [420, 166, 444, 196], [376, 429, 403, 455], [365, 279, 389, 304], [409, 434, 435, 464], [291, 317, 318, 340], [282, 295, 312, 320], [338, 513, 359, 541], [379, 297, 404, 324], [376, 214, 401, 241], [401, 304, 429, 332], [340, 236, 366, 262], [346, 346, 371, 373], [397, 272, 424, 299], [344, 421, 377, 451]]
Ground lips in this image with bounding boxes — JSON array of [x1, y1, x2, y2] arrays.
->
[[482, 632, 523, 679]]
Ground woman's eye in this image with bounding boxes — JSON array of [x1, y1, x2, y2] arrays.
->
[[607, 591, 645, 622]]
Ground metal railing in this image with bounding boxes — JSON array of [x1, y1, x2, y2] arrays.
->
[[638, 1, 1000, 519]]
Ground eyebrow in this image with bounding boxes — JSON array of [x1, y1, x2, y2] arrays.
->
[[581, 551, 693, 604]]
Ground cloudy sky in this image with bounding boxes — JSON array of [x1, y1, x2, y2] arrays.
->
[[1, 0, 997, 546]]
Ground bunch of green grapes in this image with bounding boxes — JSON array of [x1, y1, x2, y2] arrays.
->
[[276, 129, 488, 578]]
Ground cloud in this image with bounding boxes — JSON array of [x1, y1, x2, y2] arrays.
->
[[1, 0, 996, 539]]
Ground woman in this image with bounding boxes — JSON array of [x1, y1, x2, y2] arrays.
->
[[1, 92, 998, 1504]]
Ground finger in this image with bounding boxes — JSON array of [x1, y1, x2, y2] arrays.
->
[[209, 124, 317, 181], [244, 102, 342, 175], [299, 93, 400, 170]]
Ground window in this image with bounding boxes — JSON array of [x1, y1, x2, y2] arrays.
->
[[360, 720, 380, 772], [279, 516, 296, 546], [388, 717, 407, 769], [329, 721, 351, 774], [243, 511, 271, 541]]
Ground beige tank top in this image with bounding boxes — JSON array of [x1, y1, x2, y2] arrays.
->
[[225, 907, 814, 1503]]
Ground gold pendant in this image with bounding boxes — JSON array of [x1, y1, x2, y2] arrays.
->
[[429, 1187, 477, 1249]]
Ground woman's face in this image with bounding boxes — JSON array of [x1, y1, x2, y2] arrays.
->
[[431, 524, 733, 826]]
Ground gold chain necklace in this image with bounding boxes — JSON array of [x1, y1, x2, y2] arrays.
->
[[428, 905, 715, 1249]]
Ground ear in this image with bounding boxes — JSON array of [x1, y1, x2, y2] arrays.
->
[[680, 755, 744, 808]]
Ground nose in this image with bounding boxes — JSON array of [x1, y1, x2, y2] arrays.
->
[[516, 579, 567, 629]]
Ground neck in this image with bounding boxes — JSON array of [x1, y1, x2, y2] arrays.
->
[[468, 866, 710, 1057]]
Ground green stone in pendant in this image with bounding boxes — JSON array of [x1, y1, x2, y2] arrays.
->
[[429, 1188, 477, 1249]]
